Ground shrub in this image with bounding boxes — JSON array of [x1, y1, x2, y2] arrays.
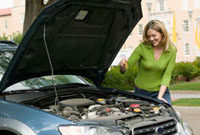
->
[[0, 32, 23, 45], [102, 66, 126, 89], [192, 60, 200, 76], [124, 66, 138, 87], [102, 66, 138, 90], [0, 34, 8, 40], [12, 32, 23, 44], [171, 67, 180, 82], [173, 62, 198, 81]]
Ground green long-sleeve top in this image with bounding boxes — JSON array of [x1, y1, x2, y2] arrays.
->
[[128, 43, 177, 91]]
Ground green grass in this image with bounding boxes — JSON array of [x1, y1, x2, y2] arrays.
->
[[172, 98, 200, 106], [169, 81, 200, 91]]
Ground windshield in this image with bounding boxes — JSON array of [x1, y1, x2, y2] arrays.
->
[[4, 75, 89, 91]]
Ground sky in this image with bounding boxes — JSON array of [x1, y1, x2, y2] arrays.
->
[[0, 0, 13, 9]]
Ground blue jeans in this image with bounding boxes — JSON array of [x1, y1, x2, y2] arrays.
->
[[134, 87, 172, 105]]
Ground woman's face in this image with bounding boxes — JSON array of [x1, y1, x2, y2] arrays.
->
[[146, 28, 162, 47]]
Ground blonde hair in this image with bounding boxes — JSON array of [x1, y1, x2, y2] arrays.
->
[[142, 20, 173, 52]]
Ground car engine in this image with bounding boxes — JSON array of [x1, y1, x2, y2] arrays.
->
[[42, 95, 178, 135]]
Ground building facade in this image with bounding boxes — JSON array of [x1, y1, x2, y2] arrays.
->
[[0, 8, 12, 38], [0, 0, 200, 64], [120, 0, 200, 64], [0, 0, 25, 38]]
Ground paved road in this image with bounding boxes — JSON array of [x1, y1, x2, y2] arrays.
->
[[171, 91, 200, 101], [174, 106, 200, 135], [171, 91, 200, 135]]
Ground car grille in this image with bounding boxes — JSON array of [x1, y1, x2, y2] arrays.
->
[[133, 119, 177, 135]]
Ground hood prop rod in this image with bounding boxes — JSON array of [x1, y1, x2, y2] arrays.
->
[[43, 23, 60, 106]]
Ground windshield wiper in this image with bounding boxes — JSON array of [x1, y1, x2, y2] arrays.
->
[[37, 83, 95, 91], [3, 89, 41, 94], [2, 83, 95, 94]]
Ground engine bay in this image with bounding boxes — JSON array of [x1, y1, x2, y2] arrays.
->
[[38, 91, 177, 134], [43, 96, 169, 122], [5, 88, 178, 134]]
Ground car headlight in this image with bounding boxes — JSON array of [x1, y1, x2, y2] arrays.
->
[[175, 122, 193, 135], [175, 111, 183, 123], [175, 111, 193, 135], [58, 125, 124, 135]]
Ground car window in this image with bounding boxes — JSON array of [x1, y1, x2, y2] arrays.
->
[[0, 51, 15, 75], [4, 75, 89, 91], [0, 42, 17, 75], [0, 51, 16, 85]]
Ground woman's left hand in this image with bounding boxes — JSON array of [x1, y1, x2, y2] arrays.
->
[[157, 96, 168, 103]]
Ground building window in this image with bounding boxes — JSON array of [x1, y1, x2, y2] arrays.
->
[[194, 0, 200, 9], [184, 43, 190, 56], [158, 0, 165, 11], [4, 20, 8, 29], [138, 24, 143, 35], [182, 0, 188, 10], [183, 20, 189, 32]]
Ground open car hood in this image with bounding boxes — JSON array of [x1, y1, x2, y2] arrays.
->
[[0, 0, 142, 91]]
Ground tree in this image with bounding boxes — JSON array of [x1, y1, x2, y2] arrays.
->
[[23, 0, 56, 35]]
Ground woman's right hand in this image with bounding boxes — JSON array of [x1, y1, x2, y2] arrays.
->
[[119, 58, 128, 73]]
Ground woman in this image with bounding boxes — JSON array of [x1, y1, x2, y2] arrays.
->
[[120, 20, 177, 105]]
